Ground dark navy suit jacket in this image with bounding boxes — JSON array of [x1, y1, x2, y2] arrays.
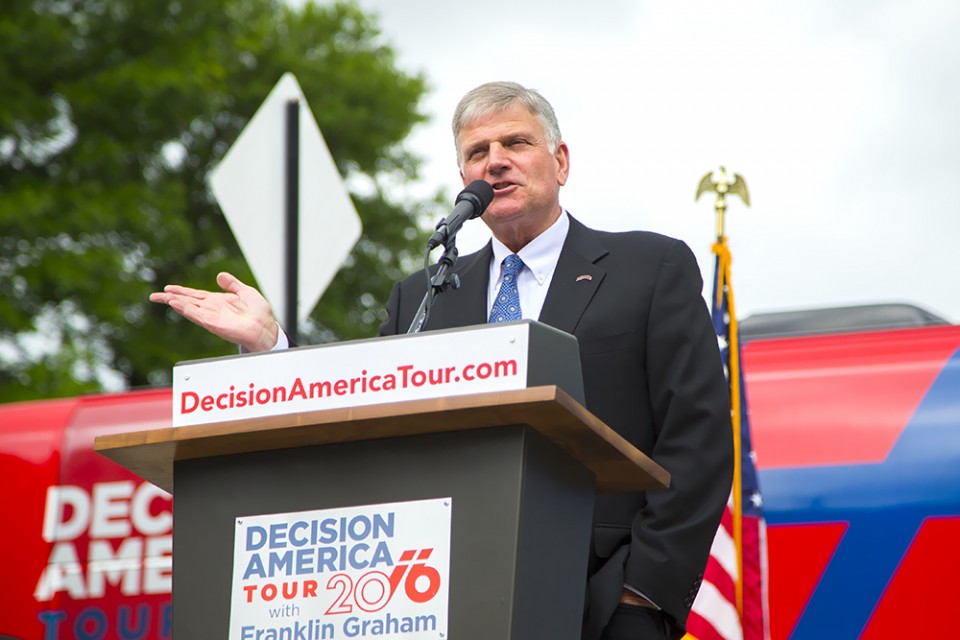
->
[[379, 215, 733, 638]]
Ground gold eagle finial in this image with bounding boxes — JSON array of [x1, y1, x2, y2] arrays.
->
[[696, 166, 750, 238]]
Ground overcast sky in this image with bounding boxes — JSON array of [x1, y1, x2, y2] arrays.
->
[[340, 0, 960, 322]]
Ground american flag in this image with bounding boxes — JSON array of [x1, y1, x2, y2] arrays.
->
[[684, 237, 770, 640]]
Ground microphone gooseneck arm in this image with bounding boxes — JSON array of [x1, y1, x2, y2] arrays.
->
[[406, 243, 459, 334], [407, 180, 494, 334]]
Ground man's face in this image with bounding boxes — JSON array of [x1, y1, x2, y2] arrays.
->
[[458, 103, 569, 248]]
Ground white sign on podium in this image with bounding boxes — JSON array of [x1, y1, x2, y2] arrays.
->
[[172, 323, 549, 428]]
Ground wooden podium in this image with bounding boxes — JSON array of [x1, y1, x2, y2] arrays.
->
[[95, 324, 668, 640]]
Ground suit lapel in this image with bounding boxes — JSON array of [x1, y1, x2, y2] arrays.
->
[[424, 243, 492, 330], [539, 217, 608, 334]]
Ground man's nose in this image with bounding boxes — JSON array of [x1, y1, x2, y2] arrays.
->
[[486, 143, 510, 173]]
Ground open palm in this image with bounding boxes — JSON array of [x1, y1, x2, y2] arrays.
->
[[149, 272, 279, 352]]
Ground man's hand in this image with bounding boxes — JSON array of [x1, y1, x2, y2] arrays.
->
[[149, 272, 279, 353], [620, 588, 657, 609]]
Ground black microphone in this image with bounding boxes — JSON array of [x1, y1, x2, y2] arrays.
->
[[426, 180, 495, 250]]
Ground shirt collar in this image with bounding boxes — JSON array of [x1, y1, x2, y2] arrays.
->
[[490, 211, 570, 286]]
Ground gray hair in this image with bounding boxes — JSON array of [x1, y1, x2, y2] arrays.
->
[[452, 81, 562, 168]]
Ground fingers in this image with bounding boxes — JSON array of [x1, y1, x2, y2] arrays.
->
[[149, 284, 214, 324], [217, 271, 246, 295], [151, 273, 248, 305], [152, 284, 209, 302], [149, 289, 186, 305], [154, 293, 198, 320], [150, 275, 232, 306]]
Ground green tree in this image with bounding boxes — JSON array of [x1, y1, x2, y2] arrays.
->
[[0, 0, 439, 402]]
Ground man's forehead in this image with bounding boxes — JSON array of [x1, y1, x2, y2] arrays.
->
[[461, 105, 543, 139]]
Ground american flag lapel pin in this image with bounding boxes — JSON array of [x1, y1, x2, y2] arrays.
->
[[576, 274, 593, 282]]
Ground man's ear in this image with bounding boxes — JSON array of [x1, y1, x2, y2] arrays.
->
[[555, 142, 570, 186]]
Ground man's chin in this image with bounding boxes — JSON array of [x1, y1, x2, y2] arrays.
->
[[483, 201, 525, 222]]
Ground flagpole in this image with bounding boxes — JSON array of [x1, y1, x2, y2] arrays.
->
[[697, 166, 751, 622]]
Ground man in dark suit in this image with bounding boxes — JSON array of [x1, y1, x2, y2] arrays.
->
[[151, 81, 732, 639]]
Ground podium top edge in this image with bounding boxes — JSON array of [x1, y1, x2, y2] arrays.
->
[[94, 385, 668, 495]]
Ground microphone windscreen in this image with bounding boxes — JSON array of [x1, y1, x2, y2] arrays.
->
[[457, 180, 495, 217]]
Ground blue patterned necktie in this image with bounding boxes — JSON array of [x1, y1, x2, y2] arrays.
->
[[488, 254, 525, 323]]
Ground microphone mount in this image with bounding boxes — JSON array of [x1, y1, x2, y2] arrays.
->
[[407, 181, 494, 333]]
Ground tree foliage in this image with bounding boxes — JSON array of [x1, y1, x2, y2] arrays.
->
[[0, 0, 439, 401]]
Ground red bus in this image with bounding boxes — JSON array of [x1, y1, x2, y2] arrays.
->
[[2, 305, 958, 639]]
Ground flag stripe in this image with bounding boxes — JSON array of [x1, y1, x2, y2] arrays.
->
[[686, 612, 729, 640], [740, 517, 769, 640], [690, 578, 744, 640], [708, 510, 739, 580], [704, 544, 737, 604]]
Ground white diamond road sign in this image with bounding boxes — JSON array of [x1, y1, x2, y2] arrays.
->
[[209, 72, 362, 326]]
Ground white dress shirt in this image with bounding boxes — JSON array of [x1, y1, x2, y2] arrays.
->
[[487, 211, 570, 321]]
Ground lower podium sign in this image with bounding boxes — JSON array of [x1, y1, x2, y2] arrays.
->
[[230, 498, 452, 640]]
